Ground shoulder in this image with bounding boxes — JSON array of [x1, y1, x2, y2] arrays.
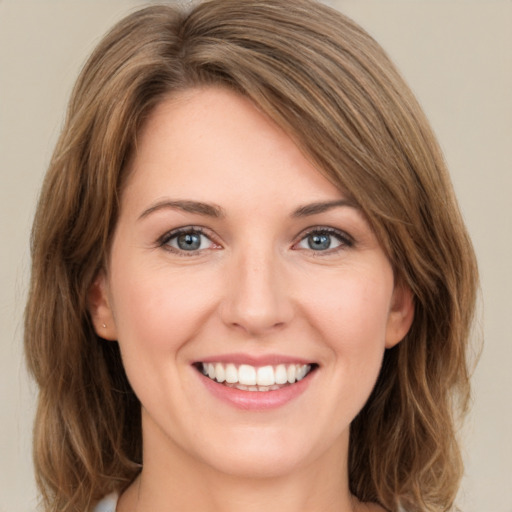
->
[[93, 492, 118, 512]]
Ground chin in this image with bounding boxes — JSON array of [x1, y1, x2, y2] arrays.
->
[[188, 423, 343, 481], [204, 446, 309, 480]]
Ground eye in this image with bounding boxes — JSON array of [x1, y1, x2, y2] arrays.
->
[[295, 228, 352, 252], [160, 227, 219, 254]]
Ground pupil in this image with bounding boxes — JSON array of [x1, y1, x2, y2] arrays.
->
[[308, 233, 331, 250], [177, 233, 201, 250]]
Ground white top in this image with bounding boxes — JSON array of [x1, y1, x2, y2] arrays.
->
[[94, 493, 118, 512]]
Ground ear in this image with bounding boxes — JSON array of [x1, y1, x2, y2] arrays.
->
[[88, 271, 118, 340], [385, 281, 414, 349]]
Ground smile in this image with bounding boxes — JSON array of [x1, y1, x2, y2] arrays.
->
[[199, 362, 314, 391]]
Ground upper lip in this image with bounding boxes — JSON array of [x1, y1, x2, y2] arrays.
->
[[194, 353, 316, 367]]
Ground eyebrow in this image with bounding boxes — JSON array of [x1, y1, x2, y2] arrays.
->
[[138, 200, 225, 220], [138, 198, 358, 221], [292, 199, 359, 217]]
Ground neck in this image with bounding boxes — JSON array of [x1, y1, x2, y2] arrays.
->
[[136, 474, 354, 512], [119, 421, 362, 512], [128, 465, 358, 512]]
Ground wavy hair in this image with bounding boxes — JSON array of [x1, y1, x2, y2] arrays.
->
[[25, 1, 478, 511]]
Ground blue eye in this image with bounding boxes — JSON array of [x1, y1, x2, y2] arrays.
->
[[161, 228, 216, 253], [175, 232, 203, 250], [307, 233, 332, 250], [296, 229, 351, 252]]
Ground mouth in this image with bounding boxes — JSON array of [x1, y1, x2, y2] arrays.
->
[[195, 362, 317, 392]]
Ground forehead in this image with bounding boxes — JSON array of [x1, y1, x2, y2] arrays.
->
[[122, 87, 348, 214]]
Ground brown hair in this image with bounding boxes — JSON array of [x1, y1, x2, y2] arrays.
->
[[25, 1, 478, 511]]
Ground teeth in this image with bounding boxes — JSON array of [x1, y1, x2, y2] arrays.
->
[[297, 365, 307, 381], [256, 365, 274, 386], [287, 365, 296, 384], [275, 364, 288, 385], [225, 363, 238, 384], [239, 364, 257, 385], [200, 362, 312, 389], [215, 362, 225, 383]]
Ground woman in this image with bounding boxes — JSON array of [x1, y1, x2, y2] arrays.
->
[[24, 1, 478, 511]]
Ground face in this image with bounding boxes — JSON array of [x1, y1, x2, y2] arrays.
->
[[90, 87, 413, 480]]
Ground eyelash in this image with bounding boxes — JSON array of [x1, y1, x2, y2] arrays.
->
[[158, 226, 219, 256], [293, 227, 354, 254], [157, 226, 354, 256]]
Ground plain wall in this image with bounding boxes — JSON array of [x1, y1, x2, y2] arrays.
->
[[1, 1, 510, 511]]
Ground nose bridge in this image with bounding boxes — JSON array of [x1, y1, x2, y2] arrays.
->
[[221, 240, 292, 335]]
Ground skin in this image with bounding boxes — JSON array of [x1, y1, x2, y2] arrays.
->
[[90, 87, 414, 512]]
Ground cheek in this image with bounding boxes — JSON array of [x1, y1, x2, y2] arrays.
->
[[304, 268, 393, 346], [110, 263, 218, 356], [107, 265, 220, 418], [299, 264, 394, 408]]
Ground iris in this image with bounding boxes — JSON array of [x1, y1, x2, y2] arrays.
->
[[308, 233, 331, 250], [177, 232, 202, 251]]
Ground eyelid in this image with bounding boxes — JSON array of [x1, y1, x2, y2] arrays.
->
[[157, 226, 222, 255], [292, 226, 354, 252], [156, 225, 354, 256]]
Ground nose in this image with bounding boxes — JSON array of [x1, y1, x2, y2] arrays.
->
[[219, 246, 294, 336]]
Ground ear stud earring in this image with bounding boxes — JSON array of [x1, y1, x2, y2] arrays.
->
[[102, 323, 107, 328]]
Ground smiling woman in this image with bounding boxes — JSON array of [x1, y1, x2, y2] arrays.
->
[[24, 1, 478, 512], [88, 88, 413, 494]]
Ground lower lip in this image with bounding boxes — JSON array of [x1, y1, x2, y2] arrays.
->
[[197, 370, 314, 410]]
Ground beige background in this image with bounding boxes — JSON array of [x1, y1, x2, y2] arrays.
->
[[1, 1, 510, 511]]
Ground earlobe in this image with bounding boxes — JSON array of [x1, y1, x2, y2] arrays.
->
[[385, 282, 415, 349], [88, 271, 117, 340]]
